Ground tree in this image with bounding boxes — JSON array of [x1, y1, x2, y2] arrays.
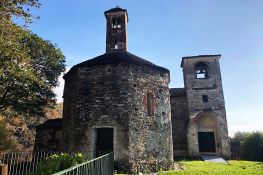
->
[[0, 0, 66, 116], [230, 131, 249, 159], [1, 29, 66, 116], [241, 131, 263, 161], [0, 0, 40, 24]]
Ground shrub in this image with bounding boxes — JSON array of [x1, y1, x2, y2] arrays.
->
[[230, 131, 249, 159], [28, 153, 88, 175], [240, 131, 263, 161]]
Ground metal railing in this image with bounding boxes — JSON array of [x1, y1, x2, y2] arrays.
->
[[0, 152, 56, 175], [0, 151, 93, 175], [52, 152, 114, 175]]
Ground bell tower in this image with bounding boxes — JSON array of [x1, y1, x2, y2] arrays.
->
[[104, 7, 128, 53], [181, 55, 231, 158]]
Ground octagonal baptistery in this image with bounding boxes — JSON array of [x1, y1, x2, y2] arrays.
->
[[62, 51, 173, 170], [61, 7, 173, 171]]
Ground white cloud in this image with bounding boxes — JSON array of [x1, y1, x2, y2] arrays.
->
[[53, 67, 70, 103]]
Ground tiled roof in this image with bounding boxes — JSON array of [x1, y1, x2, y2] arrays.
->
[[36, 118, 63, 130], [169, 88, 186, 97], [104, 7, 127, 14], [64, 52, 169, 78]]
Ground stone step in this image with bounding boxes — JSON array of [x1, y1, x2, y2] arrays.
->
[[200, 155, 227, 164]]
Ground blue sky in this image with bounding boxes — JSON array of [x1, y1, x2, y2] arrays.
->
[[28, 0, 263, 136]]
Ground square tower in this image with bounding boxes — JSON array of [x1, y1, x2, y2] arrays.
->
[[181, 55, 230, 158], [104, 7, 128, 52]]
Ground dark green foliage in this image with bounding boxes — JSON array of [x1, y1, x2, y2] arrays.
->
[[0, 119, 15, 152], [230, 132, 249, 159], [28, 153, 89, 175], [0, 30, 66, 117], [0, 0, 66, 117], [240, 131, 263, 161], [230, 131, 263, 161]]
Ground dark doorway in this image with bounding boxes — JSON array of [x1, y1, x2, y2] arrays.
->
[[198, 132, 216, 152], [96, 128, 113, 157]]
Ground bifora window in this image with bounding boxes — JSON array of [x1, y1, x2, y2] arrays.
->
[[147, 92, 154, 116], [195, 62, 208, 79], [112, 17, 121, 29]]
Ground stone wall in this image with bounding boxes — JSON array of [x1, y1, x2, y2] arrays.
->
[[62, 62, 173, 171], [127, 65, 173, 172], [105, 10, 128, 52], [182, 55, 231, 158], [170, 88, 188, 156], [34, 119, 63, 152]]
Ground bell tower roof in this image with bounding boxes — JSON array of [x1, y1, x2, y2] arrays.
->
[[104, 7, 128, 20]]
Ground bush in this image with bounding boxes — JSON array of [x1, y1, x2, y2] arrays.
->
[[230, 132, 249, 159], [28, 153, 89, 175], [240, 131, 263, 161]]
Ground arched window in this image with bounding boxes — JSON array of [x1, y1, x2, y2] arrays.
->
[[147, 92, 154, 116], [114, 40, 118, 49], [117, 17, 121, 28], [112, 18, 117, 28], [112, 17, 121, 29], [195, 62, 208, 79]]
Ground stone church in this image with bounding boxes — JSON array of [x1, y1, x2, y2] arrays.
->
[[34, 7, 230, 171]]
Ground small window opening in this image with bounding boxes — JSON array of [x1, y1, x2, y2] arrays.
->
[[202, 95, 208, 102], [112, 17, 121, 29], [195, 62, 208, 79], [112, 18, 116, 28], [114, 40, 118, 50], [147, 93, 154, 116], [117, 18, 121, 28]]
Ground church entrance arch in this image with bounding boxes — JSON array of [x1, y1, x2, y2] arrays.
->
[[197, 112, 217, 154]]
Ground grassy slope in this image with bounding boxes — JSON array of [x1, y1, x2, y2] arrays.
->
[[159, 161, 263, 175]]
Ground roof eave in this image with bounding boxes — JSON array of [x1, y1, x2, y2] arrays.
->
[[181, 54, 221, 67]]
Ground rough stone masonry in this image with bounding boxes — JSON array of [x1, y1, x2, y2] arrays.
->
[[34, 7, 230, 173]]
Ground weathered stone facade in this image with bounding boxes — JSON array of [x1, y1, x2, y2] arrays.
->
[[170, 88, 188, 156], [105, 8, 128, 52], [34, 6, 231, 173], [181, 55, 230, 158], [61, 51, 173, 171], [34, 118, 62, 152]]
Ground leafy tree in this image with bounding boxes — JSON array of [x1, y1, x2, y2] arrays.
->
[[230, 131, 249, 159], [0, 0, 40, 23], [1, 30, 66, 116], [240, 131, 263, 161], [0, 118, 15, 152], [0, 0, 66, 116]]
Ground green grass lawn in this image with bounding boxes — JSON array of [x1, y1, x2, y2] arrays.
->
[[158, 160, 263, 175]]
